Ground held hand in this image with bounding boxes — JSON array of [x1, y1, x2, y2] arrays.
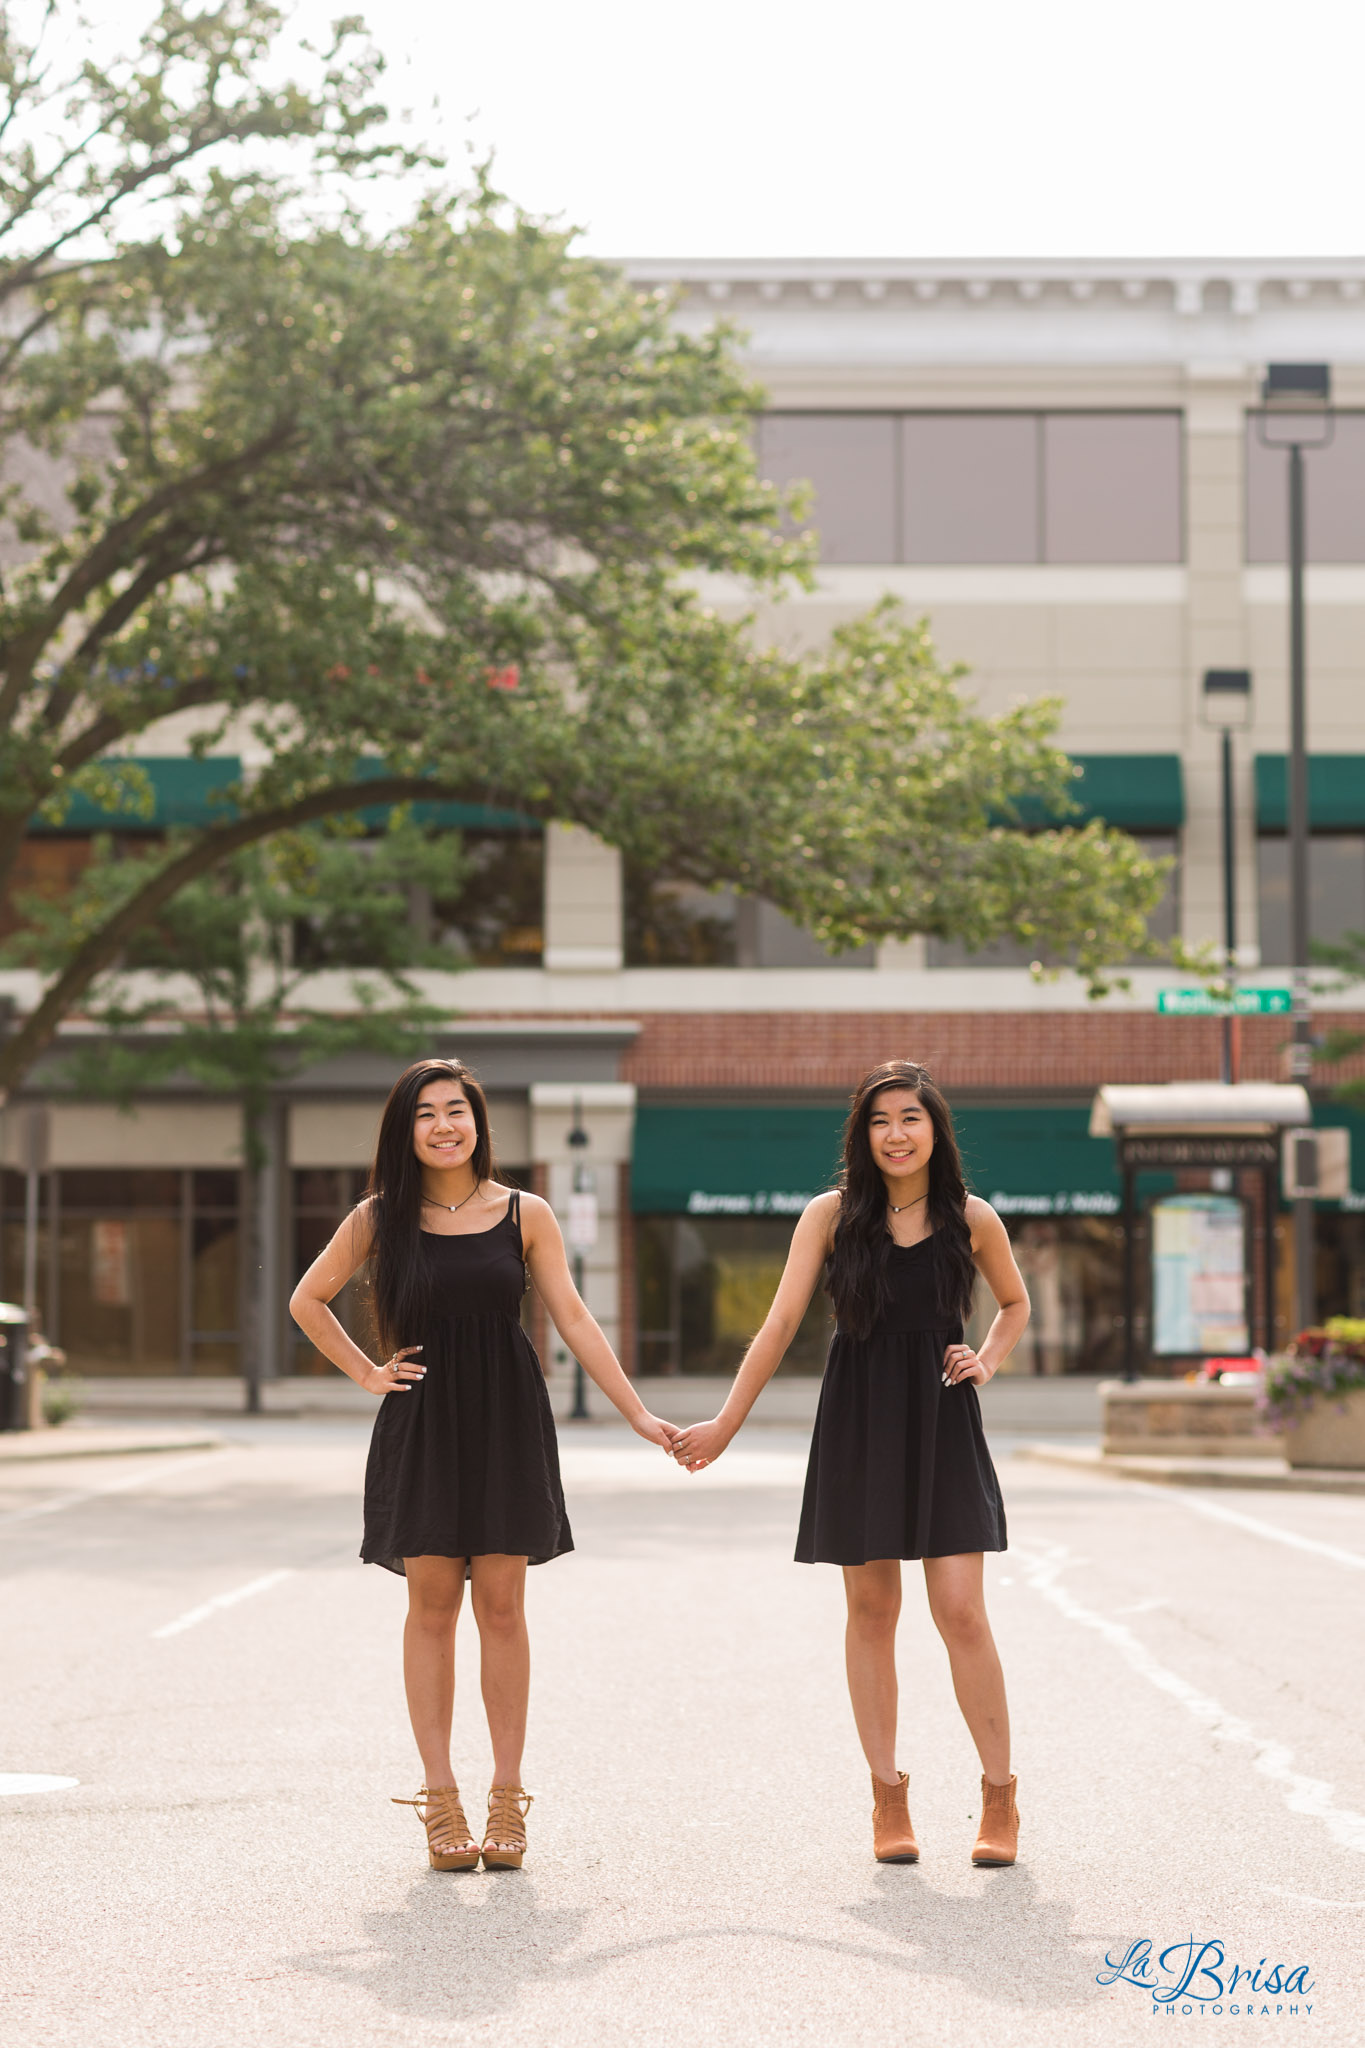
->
[[671, 1417, 732, 1472], [942, 1342, 990, 1388], [630, 1409, 681, 1452], [364, 1345, 425, 1396]]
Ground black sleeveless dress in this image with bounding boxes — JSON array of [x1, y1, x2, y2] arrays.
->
[[360, 1191, 573, 1576], [795, 1233, 1007, 1565]]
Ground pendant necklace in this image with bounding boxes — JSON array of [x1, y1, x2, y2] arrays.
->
[[888, 1193, 928, 1215], [422, 1185, 479, 1215]]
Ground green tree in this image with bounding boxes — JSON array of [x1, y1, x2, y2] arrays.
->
[[1312, 934, 1365, 1113], [47, 813, 461, 1405], [0, 3, 1171, 1105]]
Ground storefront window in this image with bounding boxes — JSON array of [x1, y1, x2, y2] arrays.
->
[[635, 1215, 833, 1375], [0, 1166, 240, 1374], [979, 1216, 1125, 1375], [292, 1168, 373, 1374]]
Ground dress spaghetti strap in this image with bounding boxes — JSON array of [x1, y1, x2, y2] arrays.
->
[[507, 1185, 522, 1246]]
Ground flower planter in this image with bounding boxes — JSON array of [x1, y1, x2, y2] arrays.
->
[[1283, 1388, 1365, 1470], [1100, 1379, 1275, 1459]]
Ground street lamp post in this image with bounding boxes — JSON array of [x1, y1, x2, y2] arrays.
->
[[1201, 670, 1252, 1085], [1257, 363, 1333, 1337], [565, 1105, 595, 1422]]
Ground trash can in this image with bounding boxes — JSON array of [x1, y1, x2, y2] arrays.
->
[[0, 1302, 30, 1432]]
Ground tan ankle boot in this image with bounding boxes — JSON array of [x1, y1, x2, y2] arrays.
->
[[871, 1771, 920, 1863], [971, 1774, 1019, 1865]]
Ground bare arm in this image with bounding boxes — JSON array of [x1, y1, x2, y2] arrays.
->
[[943, 1198, 1031, 1386], [521, 1194, 678, 1451], [675, 1192, 839, 1469], [288, 1202, 424, 1398]]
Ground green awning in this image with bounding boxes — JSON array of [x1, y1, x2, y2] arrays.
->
[[631, 1104, 845, 1215], [29, 755, 539, 834], [953, 1105, 1123, 1216], [1313, 1103, 1365, 1210], [1255, 755, 1365, 830], [31, 756, 243, 831], [631, 1101, 1144, 1217], [351, 758, 539, 832], [1010, 753, 1184, 831]]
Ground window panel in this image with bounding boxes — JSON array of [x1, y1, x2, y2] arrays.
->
[[757, 413, 897, 563], [928, 834, 1179, 967], [1042, 413, 1182, 563], [1256, 835, 1365, 962], [900, 413, 1039, 564], [736, 898, 874, 968], [1246, 412, 1365, 563]]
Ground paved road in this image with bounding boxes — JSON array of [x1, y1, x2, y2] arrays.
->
[[2, 1419, 1363, 2047]]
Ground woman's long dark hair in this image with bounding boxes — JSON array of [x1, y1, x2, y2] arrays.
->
[[366, 1057, 497, 1355], [827, 1060, 976, 1339]]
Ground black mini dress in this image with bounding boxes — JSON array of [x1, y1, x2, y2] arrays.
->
[[795, 1232, 1007, 1566], [360, 1191, 573, 1576]]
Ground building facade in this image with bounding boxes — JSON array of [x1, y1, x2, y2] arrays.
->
[[4, 257, 1365, 1377]]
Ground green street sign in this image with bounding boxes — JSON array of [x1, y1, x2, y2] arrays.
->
[[1157, 988, 1293, 1017]]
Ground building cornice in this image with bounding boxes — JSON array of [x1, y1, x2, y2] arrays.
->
[[618, 256, 1365, 316]]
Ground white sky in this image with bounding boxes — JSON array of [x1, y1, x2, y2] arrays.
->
[[42, 0, 1365, 260]]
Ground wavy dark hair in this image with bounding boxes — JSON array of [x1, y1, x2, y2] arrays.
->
[[826, 1060, 976, 1339], [366, 1057, 497, 1355]]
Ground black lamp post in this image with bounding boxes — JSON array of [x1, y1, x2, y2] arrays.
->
[[1256, 362, 1333, 1335], [566, 1105, 592, 1422], [1201, 669, 1252, 1085]]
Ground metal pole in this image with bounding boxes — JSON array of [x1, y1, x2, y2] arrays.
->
[[21, 1105, 45, 1327], [1287, 440, 1316, 1335], [570, 1249, 590, 1420], [1220, 725, 1237, 1087], [1121, 1162, 1137, 1383]]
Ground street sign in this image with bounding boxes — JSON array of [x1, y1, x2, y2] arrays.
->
[[1157, 988, 1293, 1017], [1118, 1133, 1280, 1170]]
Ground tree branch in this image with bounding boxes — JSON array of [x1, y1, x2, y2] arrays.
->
[[0, 774, 532, 1095], [0, 423, 295, 724]]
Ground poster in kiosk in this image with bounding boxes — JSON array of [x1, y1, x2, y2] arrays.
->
[[1089, 1082, 1313, 1370]]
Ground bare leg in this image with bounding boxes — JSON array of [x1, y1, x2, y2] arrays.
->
[[923, 1553, 1011, 1783], [402, 1555, 476, 1854], [842, 1560, 903, 1784], [470, 1554, 530, 1848]]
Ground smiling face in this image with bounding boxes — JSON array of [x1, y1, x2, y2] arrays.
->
[[412, 1080, 480, 1176], [865, 1085, 935, 1185]]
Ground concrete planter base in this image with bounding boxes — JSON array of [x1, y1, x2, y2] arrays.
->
[[1284, 1387, 1365, 1469], [1100, 1377, 1277, 1459]]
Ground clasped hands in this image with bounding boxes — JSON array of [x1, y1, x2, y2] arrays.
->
[[657, 1340, 991, 1473]]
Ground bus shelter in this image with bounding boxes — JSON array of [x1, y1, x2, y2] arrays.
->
[[1089, 1083, 1311, 1377]]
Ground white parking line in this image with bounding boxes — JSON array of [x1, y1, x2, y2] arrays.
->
[[1138, 1486, 1365, 1572], [0, 1453, 220, 1529], [1017, 1541, 1365, 1858], [152, 1568, 295, 1639]]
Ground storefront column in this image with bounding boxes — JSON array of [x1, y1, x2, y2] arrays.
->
[[255, 1098, 289, 1382], [542, 823, 623, 972], [529, 1083, 636, 1367]]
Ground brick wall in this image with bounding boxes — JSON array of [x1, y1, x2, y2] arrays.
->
[[613, 1011, 1365, 1094]]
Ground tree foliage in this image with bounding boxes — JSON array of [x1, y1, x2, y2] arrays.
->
[[0, 3, 1172, 1098]]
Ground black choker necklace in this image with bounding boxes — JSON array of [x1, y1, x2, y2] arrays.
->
[[422, 1186, 479, 1215], [888, 1193, 928, 1214]]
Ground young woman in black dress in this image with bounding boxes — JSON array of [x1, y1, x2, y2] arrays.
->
[[291, 1057, 678, 1872], [672, 1060, 1030, 1867]]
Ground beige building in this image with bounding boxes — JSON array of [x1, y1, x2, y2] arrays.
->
[[4, 257, 1365, 1379]]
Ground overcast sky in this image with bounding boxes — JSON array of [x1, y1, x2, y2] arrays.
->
[[63, 0, 1365, 259]]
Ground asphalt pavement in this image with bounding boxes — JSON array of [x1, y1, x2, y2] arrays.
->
[[2, 1417, 1363, 2047]]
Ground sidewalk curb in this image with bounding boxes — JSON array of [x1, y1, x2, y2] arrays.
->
[[0, 1430, 226, 1464], [1014, 1440, 1365, 1494]]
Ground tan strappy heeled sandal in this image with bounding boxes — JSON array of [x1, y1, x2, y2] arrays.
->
[[482, 1784, 533, 1869], [392, 1785, 480, 1870]]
